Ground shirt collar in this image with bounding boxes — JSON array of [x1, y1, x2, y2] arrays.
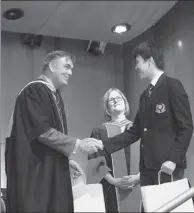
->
[[150, 71, 164, 86], [38, 74, 56, 92]]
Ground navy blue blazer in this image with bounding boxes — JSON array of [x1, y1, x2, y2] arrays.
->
[[103, 73, 193, 171]]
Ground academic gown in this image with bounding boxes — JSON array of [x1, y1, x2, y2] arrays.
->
[[91, 119, 132, 213], [5, 82, 74, 212]]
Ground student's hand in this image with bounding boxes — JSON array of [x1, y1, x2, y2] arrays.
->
[[79, 138, 103, 154], [161, 161, 176, 175]]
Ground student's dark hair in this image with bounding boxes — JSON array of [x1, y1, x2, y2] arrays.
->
[[132, 41, 164, 70]]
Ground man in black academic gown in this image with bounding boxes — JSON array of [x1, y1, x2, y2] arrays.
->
[[5, 50, 103, 212], [101, 41, 193, 210]]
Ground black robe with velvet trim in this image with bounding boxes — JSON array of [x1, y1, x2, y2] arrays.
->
[[5, 82, 74, 212], [91, 126, 119, 213], [91, 120, 132, 213]]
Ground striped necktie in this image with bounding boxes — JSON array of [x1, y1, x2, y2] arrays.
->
[[55, 91, 63, 121], [147, 83, 154, 97], [54, 91, 67, 133], [145, 83, 154, 112]]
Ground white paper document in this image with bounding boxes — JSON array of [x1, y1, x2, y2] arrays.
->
[[72, 183, 106, 212]]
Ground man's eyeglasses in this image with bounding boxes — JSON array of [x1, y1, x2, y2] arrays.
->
[[107, 96, 123, 105]]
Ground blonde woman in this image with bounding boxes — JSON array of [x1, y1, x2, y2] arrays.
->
[[89, 88, 140, 212]]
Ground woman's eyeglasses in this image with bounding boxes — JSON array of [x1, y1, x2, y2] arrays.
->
[[107, 96, 123, 105]]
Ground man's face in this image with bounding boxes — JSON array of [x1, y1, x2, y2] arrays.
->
[[50, 56, 73, 87], [135, 55, 151, 80]]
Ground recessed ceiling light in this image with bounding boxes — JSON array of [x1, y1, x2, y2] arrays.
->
[[177, 40, 183, 48], [111, 23, 131, 34], [3, 8, 24, 20]]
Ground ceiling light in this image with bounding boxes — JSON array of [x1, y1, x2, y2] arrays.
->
[[3, 8, 24, 20], [111, 23, 131, 34], [177, 40, 183, 48]]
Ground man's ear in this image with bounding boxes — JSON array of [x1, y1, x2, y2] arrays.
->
[[49, 62, 54, 73], [149, 57, 155, 66]]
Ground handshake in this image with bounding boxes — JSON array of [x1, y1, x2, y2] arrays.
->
[[77, 138, 103, 154]]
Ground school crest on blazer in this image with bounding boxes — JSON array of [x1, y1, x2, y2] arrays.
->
[[155, 103, 166, 113]]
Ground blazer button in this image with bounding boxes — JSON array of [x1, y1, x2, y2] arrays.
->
[[141, 144, 144, 148], [144, 128, 147, 132]]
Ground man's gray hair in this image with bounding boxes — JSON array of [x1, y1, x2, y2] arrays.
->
[[42, 50, 76, 72]]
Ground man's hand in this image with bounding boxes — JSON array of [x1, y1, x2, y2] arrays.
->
[[161, 160, 176, 175], [78, 138, 103, 154], [69, 159, 84, 179]]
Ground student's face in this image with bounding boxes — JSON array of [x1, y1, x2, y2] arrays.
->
[[50, 56, 73, 88], [135, 55, 151, 80], [107, 90, 126, 116]]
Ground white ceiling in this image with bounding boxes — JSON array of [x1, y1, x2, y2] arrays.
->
[[1, 1, 177, 44]]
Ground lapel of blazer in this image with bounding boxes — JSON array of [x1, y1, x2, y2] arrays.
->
[[139, 88, 148, 124]]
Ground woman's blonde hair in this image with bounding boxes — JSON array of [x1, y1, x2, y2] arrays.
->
[[103, 88, 130, 121]]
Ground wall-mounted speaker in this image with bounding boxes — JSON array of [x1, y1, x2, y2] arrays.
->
[[20, 33, 42, 48], [86, 41, 107, 56]]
